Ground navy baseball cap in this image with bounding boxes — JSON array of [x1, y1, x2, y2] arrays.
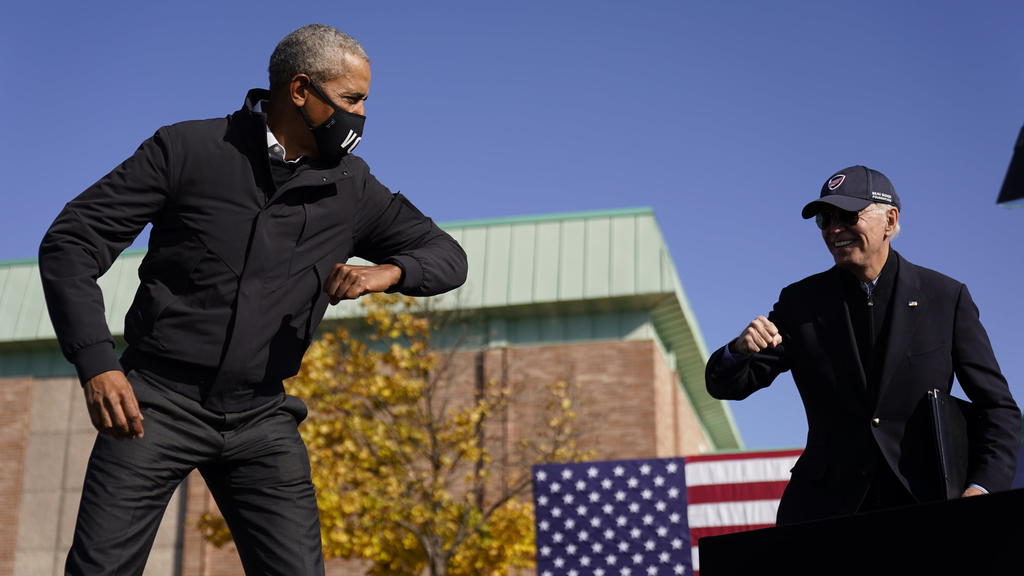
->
[[801, 165, 901, 219]]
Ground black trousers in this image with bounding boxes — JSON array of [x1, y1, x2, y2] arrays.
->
[[65, 370, 325, 575]]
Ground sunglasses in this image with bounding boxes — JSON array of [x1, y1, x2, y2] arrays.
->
[[815, 209, 862, 230]]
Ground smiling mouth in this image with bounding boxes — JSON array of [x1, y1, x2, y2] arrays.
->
[[833, 240, 854, 248]]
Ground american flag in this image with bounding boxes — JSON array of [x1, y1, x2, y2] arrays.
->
[[532, 450, 801, 576]]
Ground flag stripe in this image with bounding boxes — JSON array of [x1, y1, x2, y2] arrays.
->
[[684, 449, 803, 463], [690, 523, 776, 540], [686, 480, 790, 504], [687, 499, 781, 528], [684, 455, 798, 486]]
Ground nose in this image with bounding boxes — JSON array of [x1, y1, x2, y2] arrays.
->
[[819, 217, 844, 238]]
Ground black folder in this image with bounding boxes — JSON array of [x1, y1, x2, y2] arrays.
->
[[926, 388, 973, 499]]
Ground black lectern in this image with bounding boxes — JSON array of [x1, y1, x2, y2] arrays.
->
[[698, 488, 1024, 575]]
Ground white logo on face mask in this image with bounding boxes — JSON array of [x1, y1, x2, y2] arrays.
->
[[341, 130, 361, 153]]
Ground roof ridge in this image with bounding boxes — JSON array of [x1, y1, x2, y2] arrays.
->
[[439, 206, 654, 229]]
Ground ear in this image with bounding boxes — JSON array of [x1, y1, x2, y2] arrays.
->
[[288, 74, 313, 107], [885, 207, 899, 235]]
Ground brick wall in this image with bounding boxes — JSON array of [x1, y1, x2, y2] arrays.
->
[[0, 378, 31, 576], [3, 377, 182, 576], [496, 340, 710, 459]]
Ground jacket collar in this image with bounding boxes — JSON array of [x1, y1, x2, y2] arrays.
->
[[226, 89, 273, 158], [817, 268, 871, 414], [816, 250, 923, 412], [244, 88, 271, 115], [875, 250, 923, 401], [230, 89, 355, 203]]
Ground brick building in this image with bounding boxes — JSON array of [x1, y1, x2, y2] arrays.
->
[[0, 207, 742, 575]]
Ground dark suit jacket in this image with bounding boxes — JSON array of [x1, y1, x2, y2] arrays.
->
[[705, 251, 1020, 525]]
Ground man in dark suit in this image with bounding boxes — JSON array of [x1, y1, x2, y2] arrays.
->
[[705, 165, 1020, 525]]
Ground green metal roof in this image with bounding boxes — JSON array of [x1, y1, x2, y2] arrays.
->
[[0, 206, 741, 450]]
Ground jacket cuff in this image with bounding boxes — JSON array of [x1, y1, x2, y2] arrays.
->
[[384, 255, 422, 293], [71, 341, 122, 385]]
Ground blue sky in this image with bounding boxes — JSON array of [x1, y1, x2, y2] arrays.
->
[[2, 1, 1022, 450]]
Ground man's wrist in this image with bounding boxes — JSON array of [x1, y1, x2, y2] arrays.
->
[[383, 256, 418, 293], [72, 341, 122, 385], [727, 338, 743, 355], [383, 263, 403, 288]]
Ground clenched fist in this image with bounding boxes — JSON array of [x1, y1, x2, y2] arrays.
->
[[729, 315, 782, 354], [323, 263, 403, 304]]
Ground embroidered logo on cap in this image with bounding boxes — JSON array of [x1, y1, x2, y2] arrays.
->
[[827, 174, 845, 191]]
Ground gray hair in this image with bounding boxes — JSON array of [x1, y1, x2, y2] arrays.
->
[[871, 203, 901, 239], [268, 24, 369, 88]]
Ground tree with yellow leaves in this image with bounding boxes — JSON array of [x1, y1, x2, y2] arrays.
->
[[200, 293, 590, 576]]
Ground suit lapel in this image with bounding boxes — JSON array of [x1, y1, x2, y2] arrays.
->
[[815, 269, 871, 415], [876, 252, 923, 401]]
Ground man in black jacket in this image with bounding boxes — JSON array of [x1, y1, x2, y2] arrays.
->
[[39, 24, 467, 575], [705, 165, 1019, 525]]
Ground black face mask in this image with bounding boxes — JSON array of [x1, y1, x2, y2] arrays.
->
[[299, 81, 365, 161]]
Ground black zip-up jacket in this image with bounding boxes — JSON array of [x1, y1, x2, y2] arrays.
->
[[39, 89, 467, 412]]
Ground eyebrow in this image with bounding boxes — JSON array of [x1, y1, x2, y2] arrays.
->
[[336, 90, 368, 101]]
